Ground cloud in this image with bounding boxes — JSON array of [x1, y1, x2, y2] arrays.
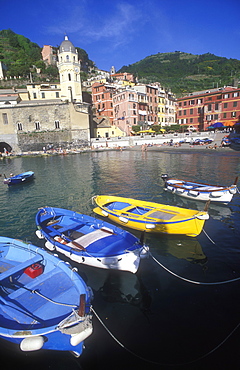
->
[[45, 1, 145, 49]]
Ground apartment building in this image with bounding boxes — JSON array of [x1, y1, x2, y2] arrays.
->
[[92, 82, 115, 123], [92, 79, 177, 135], [113, 87, 138, 136], [177, 86, 240, 131]]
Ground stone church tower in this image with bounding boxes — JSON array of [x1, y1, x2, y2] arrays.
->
[[57, 36, 82, 103]]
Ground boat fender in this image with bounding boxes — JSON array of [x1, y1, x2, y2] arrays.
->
[[70, 326, 93, 346], [35, 230, 44, 239], [210, 191, 225, 198], [101, 210, 109, 217], [45, 241, 55, 251], [119, 216, 128, 223], [145, 224, 156, 229], [20, 336, 45, 352], [175, 188, 184, 194], [188, 190, 199, 197], [196, 213, 209, 220], [167, 186, 174, 192], [229, 187, 237, 194]]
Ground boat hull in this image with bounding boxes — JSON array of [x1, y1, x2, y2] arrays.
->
[[162, 176, 238, 204], [0, 236, 93, 356], [4, 171, 34, 186], [93, 195, 209, 237]]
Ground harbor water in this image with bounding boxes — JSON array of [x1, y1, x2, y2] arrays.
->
[[0, 148, 240, 370]]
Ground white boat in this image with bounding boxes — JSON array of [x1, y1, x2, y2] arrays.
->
[[161, 174, 238, 204]]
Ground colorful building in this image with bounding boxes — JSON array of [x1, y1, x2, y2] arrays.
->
[[177, 86, 240, 131]]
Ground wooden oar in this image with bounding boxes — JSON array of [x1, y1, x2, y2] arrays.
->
[[234, 176, 239, 185]]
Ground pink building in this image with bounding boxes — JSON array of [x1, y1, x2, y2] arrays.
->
[[41, 45, 57, 65], [113, 89, 138, 135]]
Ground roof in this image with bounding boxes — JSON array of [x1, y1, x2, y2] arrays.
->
[[59, 35, 76, 53]]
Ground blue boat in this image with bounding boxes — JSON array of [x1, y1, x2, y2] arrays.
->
[[3, 171, 34, 186], [0, 236, 93, 357], [35, 207, 149, 273]]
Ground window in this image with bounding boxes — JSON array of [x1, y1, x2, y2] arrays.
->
[[208, 104, 212, 111], [56, 92, 59, 98], [233, 101, 237, 107], [214, 114, 218, 120], [224, 94, 230, 99], [190, 109, 193, 114], [55, 120, 60, 129], [2, 113, 8, 124], [33, 93, 37, 99], [68, 73, 71, 81], [233, 92, 239, 97], [223, 113, 227, 118], [224, 103, 228, 108], [183, 110, 186, 115], [190, 100, 195, 105], [41, 92, 45, 99], [232, 112, 236, 117], [17, 122, 23, 131], [215, 103, 219, 110], [35, 121, 40, 130]]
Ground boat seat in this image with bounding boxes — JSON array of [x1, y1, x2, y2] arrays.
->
[[70, 228, 113, 249], [146, 211, 175, 220], [7, 269, 58, 300], [0, 255, 43, 282], [50, 222, 82, 234]]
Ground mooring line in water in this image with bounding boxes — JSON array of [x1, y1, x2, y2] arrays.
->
[[91, 306, 240, 367], [202, 228, 216, 245], [149, 252, 240, 285]]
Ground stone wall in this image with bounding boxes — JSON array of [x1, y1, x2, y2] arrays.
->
[[0, 101, 91, 152]]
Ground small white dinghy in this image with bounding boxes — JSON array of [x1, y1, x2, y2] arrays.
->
[[161, 174, 238, 204]]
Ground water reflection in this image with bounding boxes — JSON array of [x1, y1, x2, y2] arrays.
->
[[147, 234, 207, 265], [98, 270, 152, 313]]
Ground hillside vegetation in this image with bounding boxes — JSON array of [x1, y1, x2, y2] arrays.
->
[[119, 51, 240, 96], [0, 29, 94, 84]]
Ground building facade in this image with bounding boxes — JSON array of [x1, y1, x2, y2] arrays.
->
[[177, 86, 240, 131]]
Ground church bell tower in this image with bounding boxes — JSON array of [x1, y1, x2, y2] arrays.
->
[[57, 36, 82, 103]]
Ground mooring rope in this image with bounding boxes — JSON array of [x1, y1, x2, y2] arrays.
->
[[149, 252, 240, 285], [91, 306, 240, 366], [202, 228, 216, 244]]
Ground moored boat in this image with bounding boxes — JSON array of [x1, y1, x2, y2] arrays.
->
[[92, 195, 209, 237], [161, 174, 238, 204], [35, 207, 148, 274], [3, 171, 34, 186], [0, 236, 93, 357]]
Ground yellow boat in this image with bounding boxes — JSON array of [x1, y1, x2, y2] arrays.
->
[[92, 195, 209, 237]]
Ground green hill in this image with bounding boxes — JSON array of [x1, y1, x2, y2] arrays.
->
[[118, 51, 240, 96]]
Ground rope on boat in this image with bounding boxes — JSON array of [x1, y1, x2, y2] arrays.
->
[[31, 289, 77, 308], [149, 252, 240, 285], [91, 306, 240, 366]]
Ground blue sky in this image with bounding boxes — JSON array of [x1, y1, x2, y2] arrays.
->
[[1, 0, 240, 72]]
